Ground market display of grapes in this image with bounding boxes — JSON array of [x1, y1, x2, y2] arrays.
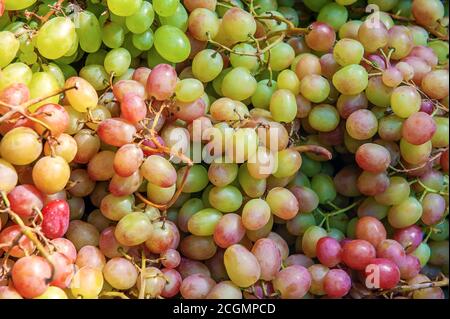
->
[[0, 0, 449, 300]]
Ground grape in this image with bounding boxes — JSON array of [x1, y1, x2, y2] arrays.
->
[[154, 25, 191, 63], [355, 216, 387, 248], [391, 86, 421, 119], [302, 226, 328, 258], [388, 197, 423, 229], [251, 238, 282, 281], [221, 8, 256, 43], [208, 161, 238, 187], [333, 38, 364, 67], [290, 187, 319, 214], [422, 193, 446, 226], [270, 89, 297, 123], [7, 184, 43, 218], [175, 79, 204, 103], [273, 265, 311, 299], [12, 256, 51, 298], [309, 104, 340, 133], [0, 31, 20, 68], [192, 49, 223, 82], [223, 244, 260, 288], [0, 127, 42, 165], [334, 165, 361, 197], [317, 3, 348, 31], [300, 75, 330, 103], [32, 156, 70, 195], [103, 257, 138, 290], [66, 220, 100, 250], [311, 174, 337, 204], [375, 176, 410, 206], [316, 237, 342, 268], [333, 64, 368, 95], [71, 266, 104, 299], [323, 269, 351, 298], [241, 199, 271, 231], [421, 70, 449, 100], [0, 225, 35, 258], [207, 281, 242, 299], [188, 8, 219, 41], [36, 17, 76, 60], [357, 171, 390, 196], [266, 187, 299, 220], [305, 22, 336, 52], [355, 143, 391, 173], [222, 67, 257, 101]]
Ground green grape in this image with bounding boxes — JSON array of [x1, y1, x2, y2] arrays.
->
[[79, 65, 109, 91], [268, 42, 295, 72], [192, 49, 224, 82], [311, 174, 337, 204], [36, 17, 77, 60], [300, 75, 330, 103], [374, 176, 410, 206], [75, 11, 102, 53], [338, 20, 363, 40], [104, 48, 131, 77], [317, 3, 348, 31], [391, 86, 421, 118], [308, 104, 340, 132], [125, 1, 155, 34], [123, 34, 142, 58], [102, 22, 125, 49], [230, 43, 259, 73], [0, 62, 32, 91], [300, 155, 322, 177], [86, 50, 108, 65], [287, 213, 317, 236], [302, 226, 328, 258], [107, 0, 142, 17], [303, 0, 331, 12], [365, 76, 394, 108], [159, 3, 189, 31], [176, 165, 209, 193], [332, 64, 368, 95], [56, 63, 77, 79], [153, 0, 179, 17], [432, 117, 449, 148], [411, 242, 431, 267], [278, 7, 299, 27], [147, 46, 173, 68], [0, 31, 20, 68], [222, 7, 257, 42], [19, 52, 38, 66], [222, 67, 257, 101], [273, 149, 302, 178], [277, 70, 300, 95], [409, 26, 429, 46], [175, 79, 204, 102], [430, 220, 449, 241], [188, 208, 223, 236], [28, 72, 61, 112], [428, 40, 449, 64], [154, 25, 191, 63], [41, 63, 65, 87], [400, 139, 432, 165], [251, 80, 277, 110], [270, 89, 297, 123], [388, 197, 423, 229], [238, 163, 267, 198], [212, 68, 232, 96], [63, 33, 79, 57], [4, 0, 37, 10], [132, 30, 154, 51], [209, 185, 243, 213], [333, 38, 364, 66]]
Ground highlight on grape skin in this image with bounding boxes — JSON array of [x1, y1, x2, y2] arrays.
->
[[0, 0, 448, 301]]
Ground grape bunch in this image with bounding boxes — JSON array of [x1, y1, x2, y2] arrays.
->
[[0, 0, 449, 300]]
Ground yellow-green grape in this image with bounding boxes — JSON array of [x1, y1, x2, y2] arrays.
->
[[132, 30, 154, 51], [222, 67, 257, 101], [277, 70, 300, 95], [70, 266, 104, 299], [0, 31, 20, 68], [101, 22, 125, 49], [36, 17, 77, 60], [32, 156, 71, 194], [300, 75, 330, 103], [270, 89, 297, 123], [273, 149, 302, 178], [0, 127, 42, 166], [333, 38, 364, 66], [339, 20, 363, 40], [75, 11, 102, 53], [147, 183, 176, 205], [411, 244, 431, 268], [302, 226, 328, 257], [34, 286, 68, 299], [125, 1, 155, 34], [79, 64, 110, 91], [308, 104, 340, 132], [159, 3, 189, 31], [107, 0, 142, 17], [431, 117, 449, 148], [115, 212, 153, 246], [64, 77, 99, 113], [238, 163, 267, 198], [247, 147, 277, 179], [268, 42, 295, 71], [176, 165, 209, 193], [259, 10, 287, 33], [188, 8, 220, 41], [104, 48, 132, 77], [229, 128, 259, 163], [4, 0, 37, 10], [192, 49, 224, 82], [374, 176, 410, 206], [388, 197, 423, 229], [222, 8, 257, 43], [400, 139, 432, 165], [64, 32, 79, 57], [41, 63, 65, 87], [251, 80, 278, 110], [153, 0, 180, 17], [224, 244, 261, 288], [154, 25, 191, 63], [28, 72, 61, 112], [188, 208, 223, 236], [391, 86, 421, 118], [332, 64, 368, 95], [229, 43, 259, 73], [0, 62, 33, 91], [175, 79, 204, 102], [209, 185, 243, 213]]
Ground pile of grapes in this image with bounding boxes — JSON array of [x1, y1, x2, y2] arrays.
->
[[0, 0, 449, 300]]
